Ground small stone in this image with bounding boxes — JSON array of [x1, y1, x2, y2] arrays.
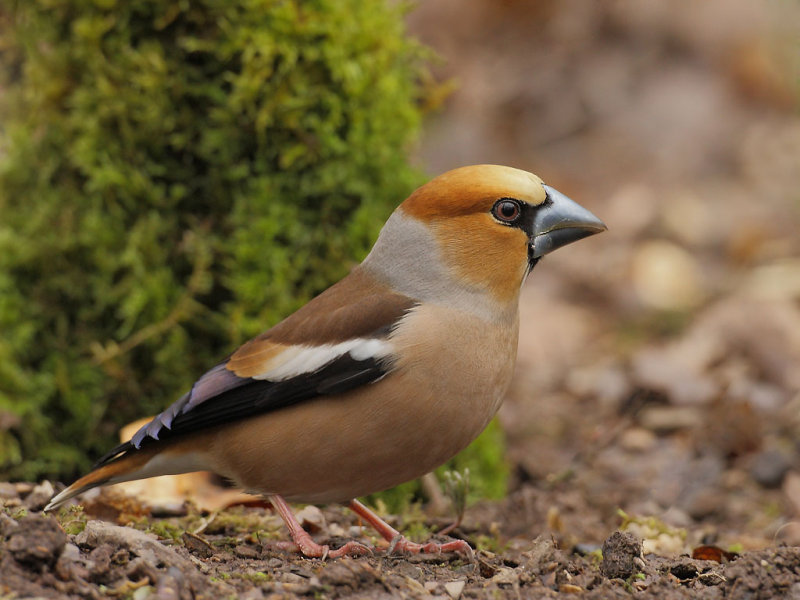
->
[[642, 532, 686, 557], [295, 505, 326, 533], [774, 521, 800, 545], [639, 406, 701, 432], [444, 580, 465, 599], [60, 542, 82, 562], [750, 449, 792, 488], [685, 488, 725, 521], [523, 536, 558, 573], [278, 572, 305, 584], [24, 480, 55, 511], [326, 523, 346, 537], [402, 576, 428, 595], [631, 240, 704, 310], [600, 531, 643, 579], [155, 567, 184, 600], [0, 482, 19, 499], [620, 427, 657, 452], [0, 511, 19, 536], [234, 544, 259, 559], [182, 532, 215, 558], [7, 514, 67, 569], [132, 586, 155, 600], [14, 482, 34, 495], [347, 525, 366, 538], [490, 567, 519, 586], [318, 558, 377, 588], [783, 471, 800, 514]]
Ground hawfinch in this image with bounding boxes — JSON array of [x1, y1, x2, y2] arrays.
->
[[46, 165, 605, 558]]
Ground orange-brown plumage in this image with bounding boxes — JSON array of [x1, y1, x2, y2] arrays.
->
[[401, 165, 546, 220], [46, 164, 605, 559]]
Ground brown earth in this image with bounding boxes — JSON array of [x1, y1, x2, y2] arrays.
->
[[2, 483, 800, 599], [3, 0, 800, 598]]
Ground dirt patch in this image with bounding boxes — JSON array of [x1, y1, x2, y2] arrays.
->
[[2, 490, 800, 599], [3, 1, 800, 598]]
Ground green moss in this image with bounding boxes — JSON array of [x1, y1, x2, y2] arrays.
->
[[366, 417, 510, 513], [0, 0, 426, 481], [235, 571, 271, 583], [145, 519, 186, 542], [473, 533, 506, 554], [55, 504, 87, 535], [0, 0, 511, 505], [440, 418, 510, 502]]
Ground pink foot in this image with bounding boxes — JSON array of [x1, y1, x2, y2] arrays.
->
[[348, 499, 473, 559], [271, 539, 372, 559], [268, 495, 372, 559], [387, 535, 473, 558]]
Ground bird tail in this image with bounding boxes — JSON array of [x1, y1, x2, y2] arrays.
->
[[43, 440, 205, 512], [43, 446, 158, 512]]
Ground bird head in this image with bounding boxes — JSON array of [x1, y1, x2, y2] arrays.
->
[[363, 165, 606, 314]]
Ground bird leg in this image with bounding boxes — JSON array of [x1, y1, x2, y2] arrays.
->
[[268, 495, 372, 559], [348, 499, 473, 558]]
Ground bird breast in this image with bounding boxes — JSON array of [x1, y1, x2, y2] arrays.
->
[[203, 303, 519, 503]]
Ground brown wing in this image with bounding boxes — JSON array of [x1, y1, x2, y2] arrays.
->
[[99, 266, 417, 464]]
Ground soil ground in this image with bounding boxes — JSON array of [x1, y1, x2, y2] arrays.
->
[[2, 483, 800, 599], [3, 1, 800, 598]]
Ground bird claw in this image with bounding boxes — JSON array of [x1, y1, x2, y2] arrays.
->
[[326, 540, 374, 559], [271, 539, 373, 559], [386, 535, 474, 560]]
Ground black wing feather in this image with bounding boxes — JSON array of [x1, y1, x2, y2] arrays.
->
[[94, 353, 387, 468]]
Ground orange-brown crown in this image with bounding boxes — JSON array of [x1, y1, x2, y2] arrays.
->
[[400, 165, 547, 304], [401, 165, 547, 221]]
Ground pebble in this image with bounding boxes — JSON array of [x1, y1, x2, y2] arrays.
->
[[685, 488, 726, 521], [559, 583, 584, 594], [132, 586, 154, 600], [490, 567, 519, 586], [318, 559, 377, 587], [750, 449, 793, 488], [0, 482, 19, 500], [444, 580, 466, 599], [782, 471, 800, 514], [774, 522, 800, 545], [600, 531, 643, 579], [14, 482, 33, 495], [620, 427, 657, 452], [234, 544, 259, 559], [295, 505, 325, 533], [7, 514, 67, 568], [631, 240, 704, 310], [24, 480, 55, 511], [639, 406, 701, 432]]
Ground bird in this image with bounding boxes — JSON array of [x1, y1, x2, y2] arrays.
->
[[45, 164, 606, 558]]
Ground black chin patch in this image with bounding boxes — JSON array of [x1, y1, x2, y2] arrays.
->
[[527, 246, 541, 273]]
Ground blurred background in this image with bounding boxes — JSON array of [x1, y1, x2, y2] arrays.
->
[[1, 0, 799, 551], [406, 0, 800, 550]]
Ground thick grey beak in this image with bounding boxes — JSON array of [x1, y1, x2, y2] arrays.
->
[[530, 184, 607, 258]]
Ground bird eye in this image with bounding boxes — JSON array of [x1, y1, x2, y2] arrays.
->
[[492, 199, 521, 223]]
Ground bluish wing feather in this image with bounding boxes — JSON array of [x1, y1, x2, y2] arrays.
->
[[129, 363, 249, 448], [94, 351, 389, 468]]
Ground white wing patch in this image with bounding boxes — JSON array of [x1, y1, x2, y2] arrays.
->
[[251, 338, 394, 382]]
